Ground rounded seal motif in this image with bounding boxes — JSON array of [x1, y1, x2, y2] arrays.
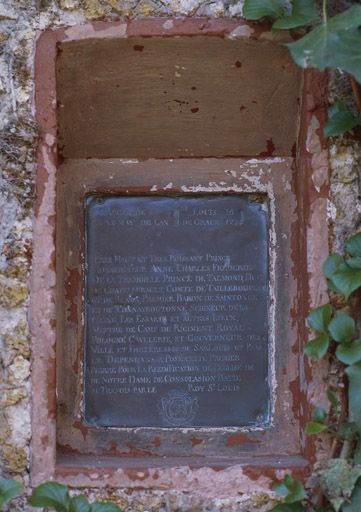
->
[[159, 389, 199, 426]]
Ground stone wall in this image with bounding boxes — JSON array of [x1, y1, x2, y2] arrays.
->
[[0, 0, 360, 510]]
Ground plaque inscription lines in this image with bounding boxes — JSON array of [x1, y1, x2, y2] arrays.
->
[[85, 195, 269, 427]]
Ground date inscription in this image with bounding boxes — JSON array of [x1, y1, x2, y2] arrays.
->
[[84, 195, 269, 427]]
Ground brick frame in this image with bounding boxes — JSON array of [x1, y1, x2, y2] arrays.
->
[[31, 18, 330, 492]]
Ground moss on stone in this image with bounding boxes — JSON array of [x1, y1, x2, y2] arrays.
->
[[3, 446, 28, 474], [0, 389, 27, 408], [138, 2, 157, 15], [8, 356, 31, 384], [5, 319, 30, 359], [0, 275, 28, 309], [82, 0, 106, 18]]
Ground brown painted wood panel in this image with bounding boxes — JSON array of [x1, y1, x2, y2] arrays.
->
[[57, 36, 301, 159]]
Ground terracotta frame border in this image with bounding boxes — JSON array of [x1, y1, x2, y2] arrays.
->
[[32, 18, 330, 494], [56, 158, 296, 468]]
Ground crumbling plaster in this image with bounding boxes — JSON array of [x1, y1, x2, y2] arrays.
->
[[0, 0, 360, 510]]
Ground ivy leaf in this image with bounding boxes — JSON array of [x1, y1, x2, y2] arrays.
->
[[354, 438, 361, 465], [272, 504, 306, 512], [273, 0, 318, 30], [328, 313, 355, 343], [273, 475, 307, 503], [273, 480, 291, 498], [242, 0, 287, 20], [327, 279, 343, 294], [337, 421, 358, 441], [285, 5, 361, 84], [305, 421, 328, 435], [345, 362, 361, 432], [336, 339, 361, 365], [346, 233, 361, 257], [90, 502, 122, 512], [323, 253, 343, 280], [324, 102, 361, 137], [0, 479, 23, 509], [342, 484, 361, 512], [70, 496, 91, 512], [312, 407, 327, 423], [28, 482, 70, 511], [304, 335, 330, 360], [307, 304, 332, 333], [331, 266, 361, 300], [314, 459, 361, 512], [346, 257, 361, 270], [284, 475, 307, 502]]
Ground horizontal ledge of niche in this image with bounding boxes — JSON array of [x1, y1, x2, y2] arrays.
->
[[58, 156, 294, 171], [56, 454, 309, 470], [59, 153, 298, 162], [52, 455, 309, 491]]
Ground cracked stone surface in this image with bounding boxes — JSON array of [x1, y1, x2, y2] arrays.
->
[[0, 0, 360, 510]]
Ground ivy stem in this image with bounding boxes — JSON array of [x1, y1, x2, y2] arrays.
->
[[340, 439, 353, 460], [322, 0, 327, 25]]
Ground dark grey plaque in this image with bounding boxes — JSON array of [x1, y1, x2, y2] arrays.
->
[[84, 195, 269, 427]]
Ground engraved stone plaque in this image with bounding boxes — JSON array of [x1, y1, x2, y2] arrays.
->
[[84, 195, 269, 427]]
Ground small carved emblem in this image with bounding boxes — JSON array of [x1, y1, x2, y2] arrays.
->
[[159, 389, 199, 426]]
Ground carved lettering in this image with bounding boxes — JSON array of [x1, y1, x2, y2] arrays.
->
[[84, 195, 269, 427]]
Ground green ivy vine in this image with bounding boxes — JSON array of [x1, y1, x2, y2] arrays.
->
[[266, 233, 361, 510], [0, 479, 22, 510], [241, 4, 361, 509], [243, 0, 361, 136], [241, 4, 361, 507], [0, 479, 122, 511]]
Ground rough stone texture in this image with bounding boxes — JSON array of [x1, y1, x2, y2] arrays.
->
[[68, 488, 278, 512], [327, 70, 361, 252], [329, 140, 361, 252], [0, 0, 360, 510]]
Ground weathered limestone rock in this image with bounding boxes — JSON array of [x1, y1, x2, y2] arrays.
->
[[58, 0, 81, 10], [82, 0, 106, 18], [7, 356, 30, 384], [329, 141, 361, 251], [4, 319, 29, 359], [0, 388, 27, 408], [0, 275, 28, 308], [3, 445, 28, 474], [0, 1, 360, 511]]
